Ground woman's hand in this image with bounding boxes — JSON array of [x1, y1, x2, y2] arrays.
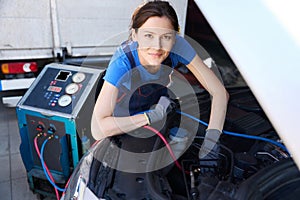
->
[[146, 96, 172, 124], [199, 129, 222, 169], [199, 129, 221, 159]]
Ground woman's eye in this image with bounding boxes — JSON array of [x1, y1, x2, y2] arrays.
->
[[163, 35, 172, 40], [144, 34, 153, 39]]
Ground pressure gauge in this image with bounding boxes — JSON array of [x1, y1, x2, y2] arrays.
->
[[72, 72, 86, 83], [65, 83, 79, 95], [58, 95, 72, 107]]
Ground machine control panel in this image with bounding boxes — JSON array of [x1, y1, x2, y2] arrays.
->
[[21, 64, 100, 114]]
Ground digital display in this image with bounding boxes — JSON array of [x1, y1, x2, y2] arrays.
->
[[55, 70, 71, 81], [47, 85, 62, 93]]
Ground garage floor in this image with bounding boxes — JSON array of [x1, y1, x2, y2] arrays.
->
[[0, 98, 36, 199], [0, 95, 55, 200]]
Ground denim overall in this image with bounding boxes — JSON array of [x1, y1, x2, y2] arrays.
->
[[88, 41, 175, 200]]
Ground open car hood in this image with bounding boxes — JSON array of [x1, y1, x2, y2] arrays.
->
[[194, 0, 300, 168]]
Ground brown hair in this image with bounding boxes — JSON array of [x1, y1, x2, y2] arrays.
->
[[130, 0, 179, 32]]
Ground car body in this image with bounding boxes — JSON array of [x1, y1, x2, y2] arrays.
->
[[194, 0, 300, 168]]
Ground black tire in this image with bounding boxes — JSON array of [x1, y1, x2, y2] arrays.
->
[[235, 158, 300, 200]]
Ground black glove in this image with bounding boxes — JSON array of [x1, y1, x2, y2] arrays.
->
[[199, 129, 222, 168], [145, 96, 173, 124]]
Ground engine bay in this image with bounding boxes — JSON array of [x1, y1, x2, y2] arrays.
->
[[63, 86, 300, 200], [164, 87, 295, 199]]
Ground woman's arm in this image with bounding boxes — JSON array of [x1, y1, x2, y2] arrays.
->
[[186, 55, 229, 131], [91, 81, 148, 140]]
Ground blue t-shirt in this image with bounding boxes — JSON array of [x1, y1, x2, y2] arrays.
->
[[104, 34, 196, 88]]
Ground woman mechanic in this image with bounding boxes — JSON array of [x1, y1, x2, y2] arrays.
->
[[91, 0, 228, 158]]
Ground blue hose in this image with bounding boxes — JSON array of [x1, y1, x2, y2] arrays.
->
[[177, 110, 289, 153], [40, 139, 66, 192]]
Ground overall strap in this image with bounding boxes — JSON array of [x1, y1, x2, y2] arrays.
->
[[162, 54, 173, 68], [121, 41, 137, 69]]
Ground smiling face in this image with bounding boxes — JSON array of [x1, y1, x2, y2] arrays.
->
[[132, 16, 176, 72]]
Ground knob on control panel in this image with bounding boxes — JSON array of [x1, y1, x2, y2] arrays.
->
[[36, 124, 45, 132], [47, 127, 56, 134]]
